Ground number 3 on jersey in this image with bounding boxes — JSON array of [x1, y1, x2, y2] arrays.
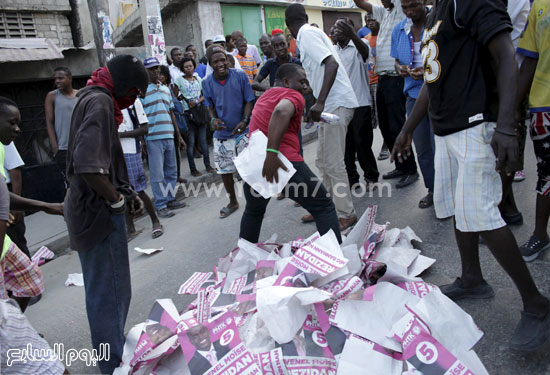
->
[[422, 40, 441, 83]]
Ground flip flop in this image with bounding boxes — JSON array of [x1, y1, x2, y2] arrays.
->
[[220, 205, 238, 219], [152, 224, 164, 239], [127, 229, 143, 243]]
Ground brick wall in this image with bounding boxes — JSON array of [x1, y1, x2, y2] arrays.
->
[[33, 13, 74, 47], [0, 0, 74, 47], [0, 0, 71, 13]]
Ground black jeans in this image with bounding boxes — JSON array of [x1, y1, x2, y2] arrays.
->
[[344, 106, 379, 183], [376, 75, 417, 174], [186, 119, 211, 172], [54, 149, 69, 188], [6, 218, 29, 259], [239, 161, 342, 243], [174, 138, 182, 179]]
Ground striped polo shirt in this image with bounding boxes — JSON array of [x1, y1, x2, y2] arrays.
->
[[235, 54, 258, 84], [141, 83, 175, 141], [371, 0, 405, 75]]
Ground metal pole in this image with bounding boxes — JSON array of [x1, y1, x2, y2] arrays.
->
[[87, 0, 115, 66], [139, 0, 167, 64]]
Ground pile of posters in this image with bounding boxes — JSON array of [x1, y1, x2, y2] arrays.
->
[[115, 206, 487, 375]]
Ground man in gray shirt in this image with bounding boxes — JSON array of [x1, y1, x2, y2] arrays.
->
[[45, 66, 78, 188]]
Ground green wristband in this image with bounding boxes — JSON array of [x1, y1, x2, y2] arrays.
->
[[266, 148, 280, 154]]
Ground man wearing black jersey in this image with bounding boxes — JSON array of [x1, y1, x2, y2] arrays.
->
[[393, 0, 549, 352]]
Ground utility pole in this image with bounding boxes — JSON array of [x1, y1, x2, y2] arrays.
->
[[139, 0, 167, 64], [88, 0, 115, 66]]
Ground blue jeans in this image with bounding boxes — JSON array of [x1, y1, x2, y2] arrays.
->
[[78, 214, 131, 374], [147, 138, 178, 209], [186, 119, 211, 172], [406, 95, 435, 191]]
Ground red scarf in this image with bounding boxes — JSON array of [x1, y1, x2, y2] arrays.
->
[[86, 65, 130, 126]]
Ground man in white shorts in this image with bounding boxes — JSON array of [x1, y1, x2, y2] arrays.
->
[[393, 0, 549, 352], [202, 44, 255, 218]]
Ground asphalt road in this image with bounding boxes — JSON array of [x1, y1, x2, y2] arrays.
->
[[26, 130, 550, 374]]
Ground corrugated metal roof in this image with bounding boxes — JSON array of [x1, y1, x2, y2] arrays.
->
[[0, 38, 64, 63]]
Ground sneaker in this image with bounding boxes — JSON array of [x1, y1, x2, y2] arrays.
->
[[191, 170, 203, 177], [157, 207, 175, 218], [396, 173, 419, 188], [520, 234, 550, 262], [167, 200, 187, 210], [510, 305, 550, 352], [28, 294, 42, 306], [514, 171, 526, 182], [439, 278, 495, 301], [378, 149, 390, 160], [382, 169, 406, 180]]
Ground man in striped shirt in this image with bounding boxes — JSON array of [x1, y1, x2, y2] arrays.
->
[[235, 38, 259, 84], [141, 57, 187, 218]]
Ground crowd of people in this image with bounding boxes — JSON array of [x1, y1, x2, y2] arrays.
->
[[1, 0, 550, 373]]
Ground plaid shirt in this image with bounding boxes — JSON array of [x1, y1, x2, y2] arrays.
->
[[0, 242, 44, 299]]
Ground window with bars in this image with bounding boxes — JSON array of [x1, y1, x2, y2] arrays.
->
[[0, 12, 37, 38]]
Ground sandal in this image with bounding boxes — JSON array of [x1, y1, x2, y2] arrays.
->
[[220, 205, 238, 218], [152, 224, 164, 239], [418, 191, 434, 209], [301, 214, 314, 223]]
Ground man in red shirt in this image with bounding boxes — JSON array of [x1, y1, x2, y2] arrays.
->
[[239, 64, 341, 243]]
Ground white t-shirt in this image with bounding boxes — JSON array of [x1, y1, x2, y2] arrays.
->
[[3, 142, 24, 184], [297, 24, 358, 112], [169, 64, 184, 83], [507, 0, 530, 66], [118, 99, 148, 154]]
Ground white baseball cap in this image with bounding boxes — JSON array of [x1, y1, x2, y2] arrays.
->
[[212, 34, 225, 43]]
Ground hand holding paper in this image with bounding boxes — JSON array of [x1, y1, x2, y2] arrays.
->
[[262, 151, 289, 184], [234, 131, 296, 199]]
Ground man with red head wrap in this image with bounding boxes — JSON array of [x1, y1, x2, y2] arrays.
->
[[64, 55, 148, 374]]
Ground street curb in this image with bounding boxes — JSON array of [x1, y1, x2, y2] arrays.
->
[[39, 127, 318, 256]]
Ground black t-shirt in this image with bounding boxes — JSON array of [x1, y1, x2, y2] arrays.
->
[[423, 0, 512, 136], [259, 55, 302, 87], [64, 86, 136, 252]]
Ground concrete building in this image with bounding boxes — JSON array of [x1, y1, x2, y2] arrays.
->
[[113, 0, 379, 60], [0, 0, 380, 202], [0, 0, 100, 202]]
